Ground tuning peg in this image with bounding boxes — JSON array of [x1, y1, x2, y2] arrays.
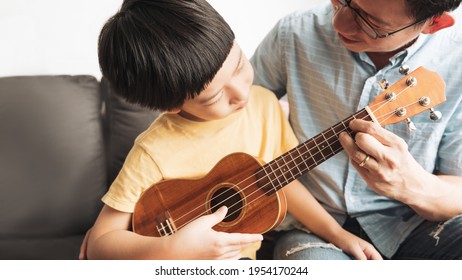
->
[[419, 96, 430, 107], [379, 79, 389, 89], [429, 108, 442, 121], [406, 76, 417, 87], [399, 65, 410, 75], [385, 91, 397, 101], [395, 107, 407, 117], [405, 118, 416, 131]]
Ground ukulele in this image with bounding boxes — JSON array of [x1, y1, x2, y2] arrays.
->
[[132, 66, 446, 237]]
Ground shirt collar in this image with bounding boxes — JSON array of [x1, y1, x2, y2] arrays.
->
[[357, 33, 430, 69]]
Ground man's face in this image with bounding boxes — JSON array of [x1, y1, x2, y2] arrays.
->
[[330, 0, 429, 53]]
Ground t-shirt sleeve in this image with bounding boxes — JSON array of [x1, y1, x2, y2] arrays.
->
[[102, 144, 163, 213], [278, 108, 299, 155], [260, 87, 299, 157]]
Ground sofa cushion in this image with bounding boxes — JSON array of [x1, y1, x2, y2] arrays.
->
[[0, 75, 106, 259], [102, 78, 161, 185]]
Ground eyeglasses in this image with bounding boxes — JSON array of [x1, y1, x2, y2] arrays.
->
[[334, 0, 427, 39]]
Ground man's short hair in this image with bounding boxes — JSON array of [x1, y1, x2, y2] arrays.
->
[[406, 0, 461, 21]]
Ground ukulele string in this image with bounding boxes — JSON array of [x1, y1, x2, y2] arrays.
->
[[167, 94, 409, 232], [169, 100, 386, 228], [222, 95, 422, 222], [223, 85, 420, 221], [375, 100, 421, 124], [165, 85, 415, 233]]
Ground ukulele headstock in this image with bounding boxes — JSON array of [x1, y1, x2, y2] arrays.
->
[[367, 66, 446, 129]]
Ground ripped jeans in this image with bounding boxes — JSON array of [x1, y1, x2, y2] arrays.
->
[[273, 215, 462, 260]]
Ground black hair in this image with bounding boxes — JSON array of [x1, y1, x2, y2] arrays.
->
[[406, 0, 461, 21], [98, 0, 235, 111]]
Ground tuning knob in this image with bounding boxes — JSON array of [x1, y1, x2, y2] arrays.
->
[[385, 91, 397, 101], [429, 108, 442, 121], [379, 79, 389, 89], [395, 107, 407, 117], [406, 76, 417, 87], [399, 65, 410, 75], [405, 118, 416, 131]]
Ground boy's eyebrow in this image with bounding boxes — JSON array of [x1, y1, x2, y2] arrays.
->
[[199, 90, 222, 104], [199, 49, 243, 104]]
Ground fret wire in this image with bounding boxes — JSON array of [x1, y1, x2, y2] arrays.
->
[[320, 131, 335, 155], [295, 145, 311, 172], [267, 160, 285, 188], [304, 140, 319, 168], [274, 158, 289, 185], [280, 154, 296, 181], [332, 122, 346, 135], [312, 136, 326, 161], [330, 126, 338, 138], [261, 165, 278, 192], [340, 120, 350, 136], [287, 149, 303, 177]]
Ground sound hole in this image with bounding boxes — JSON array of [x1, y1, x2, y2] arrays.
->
[[210, 187, 243, 222]]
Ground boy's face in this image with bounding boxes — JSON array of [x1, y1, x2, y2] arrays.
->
[[177, 42, 254, 122]]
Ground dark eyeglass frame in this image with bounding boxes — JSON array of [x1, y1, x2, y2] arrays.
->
[[336, 0, 428, 39]]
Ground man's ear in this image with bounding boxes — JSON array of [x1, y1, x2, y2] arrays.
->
[[422, 12, 455, 34]]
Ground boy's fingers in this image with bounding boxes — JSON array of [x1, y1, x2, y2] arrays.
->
[[226, 233, 263, 246], [202, 206, 228, 227], [365, 247, 383, 260], [349, 247, 367, 260]]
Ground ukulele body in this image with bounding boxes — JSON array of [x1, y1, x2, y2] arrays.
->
[[133, 152, 287, 237]]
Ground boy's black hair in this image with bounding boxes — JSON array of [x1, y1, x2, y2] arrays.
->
[[98, 0, 235, 111], [406, 0, 461, 21]]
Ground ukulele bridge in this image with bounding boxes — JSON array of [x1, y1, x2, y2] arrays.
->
[[156, 211, 177, 237]]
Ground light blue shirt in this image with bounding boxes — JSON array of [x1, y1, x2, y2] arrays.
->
[[251, 3, 462, 258]]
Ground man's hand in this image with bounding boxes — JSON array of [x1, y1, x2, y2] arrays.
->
[[338, 119, 426, 202]]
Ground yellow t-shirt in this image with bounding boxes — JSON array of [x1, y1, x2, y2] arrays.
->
[[102, 85, 299, 259]]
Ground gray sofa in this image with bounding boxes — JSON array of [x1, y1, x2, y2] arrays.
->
[[0, 75, 160, 259]]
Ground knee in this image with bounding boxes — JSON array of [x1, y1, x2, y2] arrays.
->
[[273, 230, 351, 260]]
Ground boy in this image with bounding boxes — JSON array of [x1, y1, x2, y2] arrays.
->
[[87, 0, 382, 260]]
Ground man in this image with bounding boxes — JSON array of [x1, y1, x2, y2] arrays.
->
[[251, 0, 462, 259]]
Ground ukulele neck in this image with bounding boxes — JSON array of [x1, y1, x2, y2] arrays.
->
[[261, 108, 373, 191]]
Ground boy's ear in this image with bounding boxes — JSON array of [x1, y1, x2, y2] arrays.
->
[[422, 12, 455, 34], [166, 108, 181, 114]]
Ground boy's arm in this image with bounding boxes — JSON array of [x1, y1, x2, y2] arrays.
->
[[283, 181, 383, 260], [87, 205, 262, 260]]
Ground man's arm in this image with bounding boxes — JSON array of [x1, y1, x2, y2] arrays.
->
[[339, 119, 462, 221]]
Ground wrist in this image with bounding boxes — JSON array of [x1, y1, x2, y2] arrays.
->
[[399, 171, 442, 219], [395, 163, 431, 204], [316, 222, 345, 243]]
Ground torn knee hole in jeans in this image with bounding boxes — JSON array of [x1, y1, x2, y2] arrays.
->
[[429, 214, 462, 246], [285, 242, 342, 256]]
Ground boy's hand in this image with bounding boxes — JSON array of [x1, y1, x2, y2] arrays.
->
[[169, 206, 263, 259], [333, 231, 383, 260]]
